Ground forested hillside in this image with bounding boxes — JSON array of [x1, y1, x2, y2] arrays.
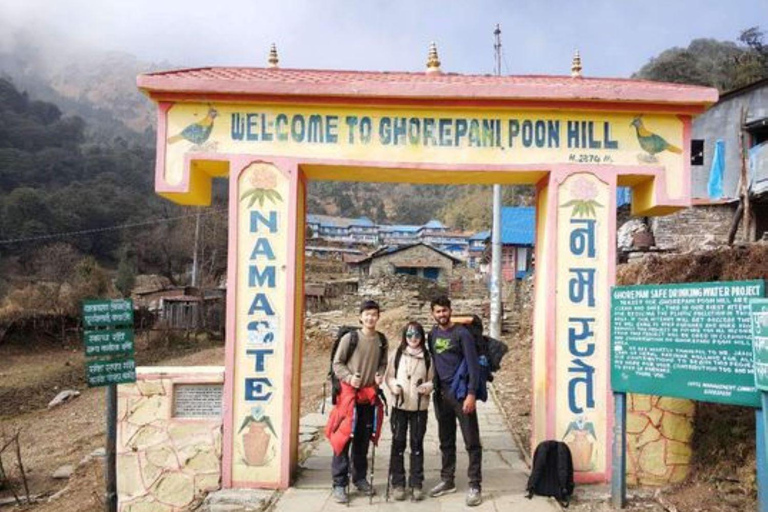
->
[[0, 77, 231, 297], [634, 26, 768, 91]]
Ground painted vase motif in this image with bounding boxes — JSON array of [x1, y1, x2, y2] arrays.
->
[[568, 431, 594, 472], [243, 422, 272, 466]]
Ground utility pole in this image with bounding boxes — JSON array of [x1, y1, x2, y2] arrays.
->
[[191, 209, 201, 287], [490, 24, 503, 339]]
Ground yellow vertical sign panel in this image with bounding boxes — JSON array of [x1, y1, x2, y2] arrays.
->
[[233, 162, 290, 484], [555, 173, 611, 476]]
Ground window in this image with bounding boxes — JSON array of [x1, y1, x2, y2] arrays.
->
[[748, 119, 768, 146], [516, 247, 529, 272], [691, 139, 704, 166]]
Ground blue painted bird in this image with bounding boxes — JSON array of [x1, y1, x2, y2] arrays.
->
[[630, 116, 682, 160], [168, 107, 218, 145]]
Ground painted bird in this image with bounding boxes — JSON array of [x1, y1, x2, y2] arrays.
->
[[168, 107, 218, 145], [630, 116, 682, 159]]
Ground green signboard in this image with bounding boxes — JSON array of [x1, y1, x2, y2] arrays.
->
[[84, 329, 134, 357], [751, 299, 768, 392], [82, 299, 134, 328], [82, 298, 136, 387], [86, 358, 136, 387], [611, 280, 764, 407]]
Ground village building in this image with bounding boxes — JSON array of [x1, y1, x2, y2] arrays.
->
[[303, 245, 364, 260], [467, 230, 489, 268], [350, 242, 462, 285], [651, 77, 768, 250], [306, 213, 477, 257], [500, 206, 535, 281], [133, 285, 225, 331]]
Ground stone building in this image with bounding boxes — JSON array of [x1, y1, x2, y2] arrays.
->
[[351, 242, 461, 285], [651, 78, 768, 249], [650, 198, 744, 251]]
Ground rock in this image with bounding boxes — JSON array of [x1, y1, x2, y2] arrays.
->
[[47, 390, 80, 409], [78, 447, 107, 467], [299, 413, 327, 429], [52, 464, 74, 479], [48, 485, 69, 502], [299, 433, 315, 444], [201, 489, 274, 512], [617, 219, 647, 251]]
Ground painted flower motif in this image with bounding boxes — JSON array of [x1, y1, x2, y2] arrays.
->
[[561, 176, 603, 218], [570, 177, 598, 201], [241, 164, 283, 207], [248, 168, 278, 190]]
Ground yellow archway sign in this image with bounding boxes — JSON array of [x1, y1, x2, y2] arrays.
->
[[138, 66, 716, 488]]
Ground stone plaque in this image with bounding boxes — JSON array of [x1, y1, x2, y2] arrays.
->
[[173, 384, 223, 418]]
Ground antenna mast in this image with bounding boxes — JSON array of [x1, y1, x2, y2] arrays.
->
[[494, 24, 502, 76]]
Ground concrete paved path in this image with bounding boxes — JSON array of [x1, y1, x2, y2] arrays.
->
[[271, 394, 560, 512]]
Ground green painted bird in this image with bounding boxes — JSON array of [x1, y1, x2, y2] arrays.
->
[[630, 116, 682, 159], [168, 107, 218, 145]]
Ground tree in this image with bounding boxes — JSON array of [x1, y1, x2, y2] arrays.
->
[[634, 27, 768, 92], [115, 246, 137, 297]]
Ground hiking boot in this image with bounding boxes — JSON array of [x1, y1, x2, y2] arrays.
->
[[411, 487, 424, 501], [466, 487, 482, 507], [354, 479, 375, 495], [392, 487, 406, 501], [429, 480, 456, 497], [331, 486, 349, 504]]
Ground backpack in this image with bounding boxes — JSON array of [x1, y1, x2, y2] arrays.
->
[[453, 314, 509, 376], [526, 440, 575, 507], [327, 326, 388, 406], [428, 314, 508, 402]]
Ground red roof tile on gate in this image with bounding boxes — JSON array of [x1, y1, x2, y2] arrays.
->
[[137, 67, 718, 106]]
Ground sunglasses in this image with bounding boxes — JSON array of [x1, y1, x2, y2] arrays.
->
[[405, 331, 422, 338]]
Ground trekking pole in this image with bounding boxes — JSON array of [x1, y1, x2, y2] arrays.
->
[[321, 381, 326, 415], [347, 402, 357, 508], [369, 442, 376, 504], [385, 386, 402, 502]]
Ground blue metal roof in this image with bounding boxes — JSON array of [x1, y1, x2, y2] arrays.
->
[[348, 216, 375, 227], [469, 230, 490, 241], [423, 219, 446, 229], [381, 224, 421, 233], [501, 207, 535, 246]]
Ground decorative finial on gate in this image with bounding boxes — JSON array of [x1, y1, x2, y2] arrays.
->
[[571, 49, 582, 78], [268, 43, 279, 69], [426, 42, 442, 74]]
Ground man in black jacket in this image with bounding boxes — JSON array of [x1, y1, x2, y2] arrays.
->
[[428, 295, 482, 507]]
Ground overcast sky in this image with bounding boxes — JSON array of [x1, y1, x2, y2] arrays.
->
[[1, 0, 766, 77]]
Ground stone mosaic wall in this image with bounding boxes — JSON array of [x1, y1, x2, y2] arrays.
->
[[117, 367, 224, 512], [650, 203, 745, 251], [626, 394, 694, 486]]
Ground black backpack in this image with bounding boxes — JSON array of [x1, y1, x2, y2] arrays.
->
[[326, 326, 388, 406], [526, 440, 575, 507], [455, 314, 509, 377]]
